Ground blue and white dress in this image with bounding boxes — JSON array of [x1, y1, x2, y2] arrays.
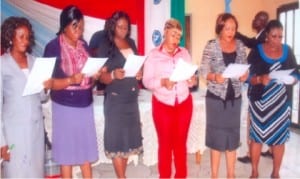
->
[[247, 44, 299, 145]]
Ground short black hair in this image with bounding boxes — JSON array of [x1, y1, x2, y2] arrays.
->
[[265, 19, 283, 34]]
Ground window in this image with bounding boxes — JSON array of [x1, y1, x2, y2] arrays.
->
[[278, 2, 300, 126]]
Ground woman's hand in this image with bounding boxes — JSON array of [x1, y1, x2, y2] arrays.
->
[[43, 78, 53, 90], [136, 70, 143, 80], [93, 66, 107, 81], [250, 74, 270, 85], [215, 73, 225, 84], [112, 68, 125, 80], [71, 73, 84, 84], [187, 75, 197, 86], [1, 145, 10, 161], [239, 71, 249, 82], [161, 78, 176, 90]]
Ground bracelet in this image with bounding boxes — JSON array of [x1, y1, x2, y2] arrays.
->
[[111, 71, 114, 80]]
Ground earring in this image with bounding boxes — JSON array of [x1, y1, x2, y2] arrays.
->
[[9, 41, 12, 45]]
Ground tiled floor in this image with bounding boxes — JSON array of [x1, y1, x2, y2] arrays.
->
[[76, 126, 300, 178]]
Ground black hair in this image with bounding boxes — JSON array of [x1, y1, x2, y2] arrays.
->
[[106, 11, 131, 42], [264, 19, 283, 34], [57, 5, 83, 35], [1, 16, 35, 53]]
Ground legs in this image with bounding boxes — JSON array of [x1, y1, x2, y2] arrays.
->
[[112, 157, 128, 179], [250, 141, 263, 178], [210, 149, 221, 178], [152, 96, 174, 178], [60, 165, 72, 178], [173, 95, 192, 178], [152, 95, 192, 178], [61, 162, 92, 179], [270, 144, 285, 178], [225, 150, 236, 178], [80, 162, 92, 178]]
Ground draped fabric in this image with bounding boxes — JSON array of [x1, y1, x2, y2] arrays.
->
[[1, 0, 139, 55], [171, 0, 186, 46], [1, 0, 185, 56]]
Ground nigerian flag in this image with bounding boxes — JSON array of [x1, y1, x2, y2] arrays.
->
[[145, 0, 186, 54]]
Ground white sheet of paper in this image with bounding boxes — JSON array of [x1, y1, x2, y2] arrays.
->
[[222, 63, 250, 78], [169, 58, 198, 82], [123, 54, 146, 77], [22, 57, 56, 96], [81, 57, 108, 76], [269, 69, 294, 84]]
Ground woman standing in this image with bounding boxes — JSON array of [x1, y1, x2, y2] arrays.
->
[[143, 19, 196, 178], [43, 5, 99, 178], [199, 13, 248, 178], [1, 16, 50, 177], [247, 20, 299, 178], [96, 11, 143, 179]]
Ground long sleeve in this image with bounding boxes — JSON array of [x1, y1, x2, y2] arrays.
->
[[235, 32, 264, 49], [142, 53, 162, 91], [0, 59, 7, 147]]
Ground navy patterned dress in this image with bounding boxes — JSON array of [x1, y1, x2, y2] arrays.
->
[[247, 44, 298, 145]]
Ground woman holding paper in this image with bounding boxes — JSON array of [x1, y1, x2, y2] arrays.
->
[[247, 20, 299, 178], [43, 5, 99, 178], [199, 13, 248, 178], [143, 18, 197, 178], [95, 11, 143, 178], [0, 16, 50, 177]]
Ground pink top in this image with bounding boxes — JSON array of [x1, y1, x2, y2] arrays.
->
[[143, 45, 193, 106]]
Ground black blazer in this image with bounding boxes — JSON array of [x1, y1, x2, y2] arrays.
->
[[235, 29, 266, 49]]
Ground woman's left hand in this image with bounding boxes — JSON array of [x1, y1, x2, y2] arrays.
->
[[43, 78, 53, 90], [187, 75, 197, 86], [239, 71, 249, 82], [136, 70, 143, 80]]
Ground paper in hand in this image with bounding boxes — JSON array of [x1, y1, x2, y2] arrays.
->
[[123, 54, 146, 77], [81, 57, 108, 77], [169, 58, 198, 82], [269, 69, 294, 84], [22, 57, 56, 96], [222, 63, 250, 78]]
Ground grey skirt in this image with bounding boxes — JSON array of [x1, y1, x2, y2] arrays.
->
[[205, 96, 241, 151]]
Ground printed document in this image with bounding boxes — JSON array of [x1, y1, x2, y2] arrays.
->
[[170, 58, 198, 82], [123, 54, 146, 77], [81, 57, 108, 76], [269, 69, 294, 84], [22, 57, 56, 96], [222, 63, 250, 78]]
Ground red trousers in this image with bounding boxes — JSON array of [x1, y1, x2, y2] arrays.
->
[[152, 95, 193, 179]]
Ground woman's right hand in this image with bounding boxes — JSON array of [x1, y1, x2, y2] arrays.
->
[[161, 78, 175, 90], [71, 73, 84, 84], [215, 73, 225, 84], [1, 145, 10, 161], [112, 68, 125, 80]]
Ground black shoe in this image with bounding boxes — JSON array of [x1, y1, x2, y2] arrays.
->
[[261, 150, 273, 158], [237, 155, 251, 164]]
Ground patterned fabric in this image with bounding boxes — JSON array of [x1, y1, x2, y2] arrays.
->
[[248, 44, 297, 145], [199, 39, 247, 100], [59, 35, 91, 90]]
